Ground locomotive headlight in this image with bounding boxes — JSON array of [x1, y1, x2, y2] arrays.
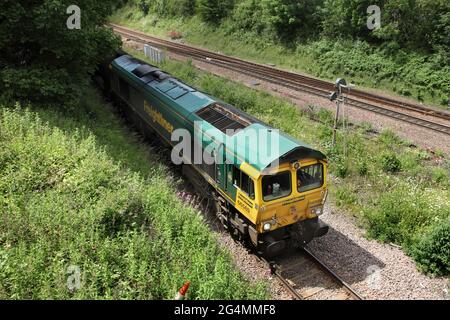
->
[[263, 222, 272, 231], [311, 206, 323, 216]]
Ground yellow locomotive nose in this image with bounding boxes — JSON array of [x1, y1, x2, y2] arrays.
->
[[257, 159, 327, 228], [251, 158, 328, 256]]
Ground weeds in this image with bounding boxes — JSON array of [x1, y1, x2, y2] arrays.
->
[[411, 217, 450, 276], [380, 153, 402, 173], [0, 95, 268, 299], [335, 186, 357, 208]]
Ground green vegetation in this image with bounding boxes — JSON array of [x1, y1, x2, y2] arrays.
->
[[128, 47, 449, 276], [412, 218, 450, 276], [379, 152, 401, 173], [0, 91, 268, 299], [111, 1, 450, 107], [0, 1, 120, 108]]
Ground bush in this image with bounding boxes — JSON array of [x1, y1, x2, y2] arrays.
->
[[305, 39, 450, 106], [137, 0, 196, 17], [335, 160, 349, 178], [1, 68, 81, 110], [178, 0, 197, 16], [399, 153, 421, 175], [378, 129, 403, 146], [359, 122, 374, 134], [318, 124, 333, 140], [316, 108, 334, 125], [137, 0, 150, 14], [364, 186, 434, 246], [231, 0, 267, 35], [380, 153, 401, 173], [411, 218, 450, 276], [0, 99, 268, 299], [431, 167, 449, 185], [320, 0, 374, 39]]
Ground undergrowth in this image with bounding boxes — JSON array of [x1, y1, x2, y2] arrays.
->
[[0, 92, 268, 299]]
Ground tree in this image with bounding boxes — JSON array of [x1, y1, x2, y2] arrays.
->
[[318, 0, 450, 55], [434, 9, 450, 63], [373, 0, 450, 53], [0, 1, 121, 108], [260, 0, 322, 41], [232, 0, 322, 41], [232, 0, 266, 34], [198, 0, 234, 24], [320, 0, 384, 40], [138, 0, 197, 17]]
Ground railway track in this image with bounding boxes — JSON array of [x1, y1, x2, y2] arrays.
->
[[109, 23, 450, 136], [263, 248, 363, 300]]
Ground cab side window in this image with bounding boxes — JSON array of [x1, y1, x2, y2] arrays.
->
[[241, 172, 255, 200], [233, 166, 255, 200], [297, 163, 323, 193], [232, 166, 241, 187]]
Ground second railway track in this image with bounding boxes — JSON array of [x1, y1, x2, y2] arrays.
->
[[110, 23, 450, 136]]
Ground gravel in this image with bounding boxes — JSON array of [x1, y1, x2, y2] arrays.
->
[[176, 189, 449, 300], [215, 232, 293, 300], [308, 201, 449, 300]]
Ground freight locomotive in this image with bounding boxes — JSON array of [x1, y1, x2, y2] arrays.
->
[[95, 53, 329, 257]]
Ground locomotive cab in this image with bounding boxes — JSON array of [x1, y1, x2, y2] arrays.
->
[[210, 122, 329, 257], [236, 157, 329, 257], [258, 159, 327, 233]]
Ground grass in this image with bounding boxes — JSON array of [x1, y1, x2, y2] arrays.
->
[[0, 91, 268, 299], [110, 6, 450, 108], [126, 46, 449, 276]]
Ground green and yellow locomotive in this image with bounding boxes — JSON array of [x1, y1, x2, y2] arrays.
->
[[96, 53, 329, 256]]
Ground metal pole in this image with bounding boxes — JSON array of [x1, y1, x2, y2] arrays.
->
[[332, 86, 342, 147], [332, 100, 340, 146]]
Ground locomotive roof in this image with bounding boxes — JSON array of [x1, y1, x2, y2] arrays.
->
[[112, 54, 326, 175], [223, 123, 326, 174], [112, 55, 214, 116]]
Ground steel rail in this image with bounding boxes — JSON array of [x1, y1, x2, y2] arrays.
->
[[259, 256, 304, 300], [110, 24, 450, 135], [301, 247, 363, 300], [259, 249, 363, 300], [109, 24, 450, 119]]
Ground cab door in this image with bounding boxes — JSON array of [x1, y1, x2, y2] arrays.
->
[[225, 163, 238, 200], [215, 143, 225, 189]]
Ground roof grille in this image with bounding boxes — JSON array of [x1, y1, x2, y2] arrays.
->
[[152, 70, 170, 80], [196, 104, 252, 135], [132, 64, 159, 78]]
